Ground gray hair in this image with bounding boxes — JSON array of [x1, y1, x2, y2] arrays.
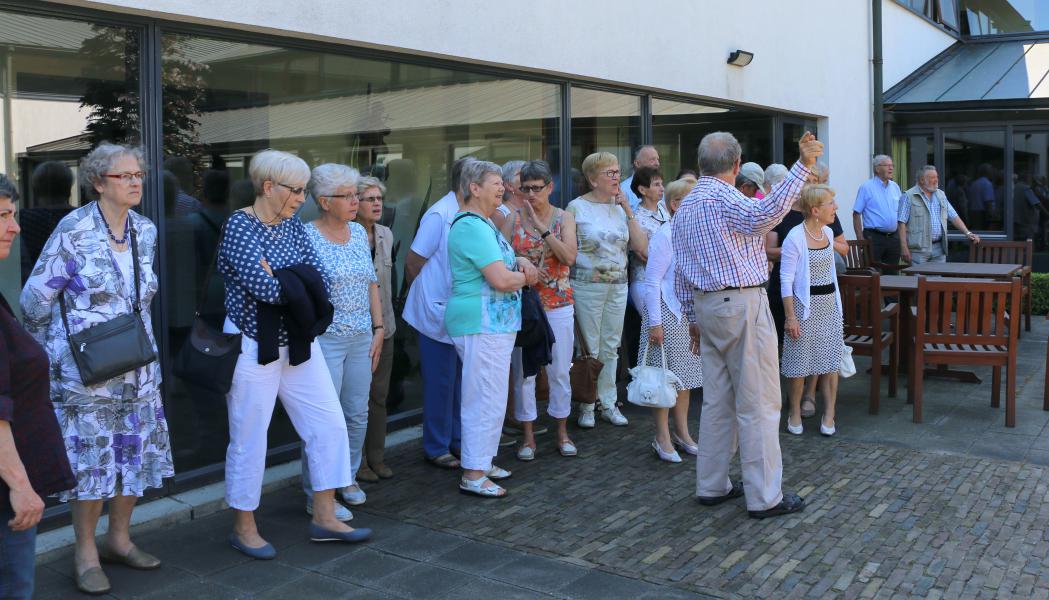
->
[[633, 144, 657, 162], [811, 161, 829, 184], [79, 142, 145, 200], [872, 154, 892, 169], [308, 163, 360, 204], [697, 132, 741, 176], [357, 176, 386, 196], [519, 160, 553, 185], [0, 174, 19, 202], [501, 160, 526, 201], [764, 163, 788, 189], [459, 160, 503, 201], [917, 165, 939, 183], [249, 149, 310, 195]]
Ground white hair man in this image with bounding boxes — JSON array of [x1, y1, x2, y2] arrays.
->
[[620, 145, 660, 210], [673, 130, 822, 519], [897, 165, 979, 264], [852, 155, 902, 273]]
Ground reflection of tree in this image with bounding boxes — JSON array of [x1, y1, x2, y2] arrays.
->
[[79, 28, 209, 181]]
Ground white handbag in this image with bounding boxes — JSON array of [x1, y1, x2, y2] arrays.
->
[[839, 345, 856, 378], [627, 343, 681, 409]]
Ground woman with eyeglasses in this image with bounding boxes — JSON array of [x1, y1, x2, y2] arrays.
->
[[21, 143, 172, 594], [568, 152, 647, 429], [504, 160, 579, 460], [353, 176, 397, 482], [298, 164, 384, 516], [220, 150, 370, 561], [779, 184, 845, 438]]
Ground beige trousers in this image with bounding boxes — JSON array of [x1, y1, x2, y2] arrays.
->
[[694, 287, 784, 511]]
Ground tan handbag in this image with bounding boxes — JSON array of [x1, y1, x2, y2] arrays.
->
[[569, 318, 603, 404]]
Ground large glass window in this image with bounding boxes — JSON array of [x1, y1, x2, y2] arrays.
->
[[159, 32, 562, 471], [943, 130, 1006, 234], [962, 0, 1048, 34], [891, 132, 935, 190], [0, 11, 140, 316], [1012, 131, 1049, 247], [569, 87, 640, 199], [652, 98, 773, 181]]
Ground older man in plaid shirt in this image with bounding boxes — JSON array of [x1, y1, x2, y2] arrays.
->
[[672, 131, 822, 519]]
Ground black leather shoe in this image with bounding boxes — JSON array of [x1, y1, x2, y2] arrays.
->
[[696, 481, 744, 506], [748, 493, 805, 519]]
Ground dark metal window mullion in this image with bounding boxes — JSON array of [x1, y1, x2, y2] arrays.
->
[[560, 82, 572, 208]]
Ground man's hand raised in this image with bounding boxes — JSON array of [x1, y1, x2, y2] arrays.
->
[[798, 132, 824, 168]]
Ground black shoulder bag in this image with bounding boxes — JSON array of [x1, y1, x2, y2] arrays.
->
[[174, 223, 242, 394], [60, 225, 157, 387]]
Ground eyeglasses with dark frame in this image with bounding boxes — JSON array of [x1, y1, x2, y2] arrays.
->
[[598, 169, 621, 179], [276, 182, 306, 195], [359, 193, 383, 202], [519, 184, 549, 194], [323, 192, 359, 201], [103, 171, 145, 184]]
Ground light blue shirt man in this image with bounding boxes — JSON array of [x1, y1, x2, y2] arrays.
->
[[621, 145, 661, 210], [854, 175, 902, 233]]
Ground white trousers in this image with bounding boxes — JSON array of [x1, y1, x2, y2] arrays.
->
[[453, 332, 516, 471], [515, 305, 575, 421], [224, 326, 352, 511]]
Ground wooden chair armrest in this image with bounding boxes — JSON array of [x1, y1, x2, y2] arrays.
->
[[881, 302, 899, 319]]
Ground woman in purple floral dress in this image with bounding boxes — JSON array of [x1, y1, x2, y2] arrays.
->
[[20, 143, 173, 595]]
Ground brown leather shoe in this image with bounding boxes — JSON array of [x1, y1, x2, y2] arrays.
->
[[372, 463, 394, 479], [99, 545, 162, 570], [76, 566, 111, 595], [356, 464, 380, 483]]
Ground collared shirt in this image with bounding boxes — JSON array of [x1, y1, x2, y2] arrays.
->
[[672, 161, 811, 323], [853, 176, 902, 232], [402, 191, 459, 343], [897, 188, 957, 241]]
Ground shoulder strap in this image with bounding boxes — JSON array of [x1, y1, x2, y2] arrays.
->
[[193, 221, 228, 317], [451, 212, 484, 227]]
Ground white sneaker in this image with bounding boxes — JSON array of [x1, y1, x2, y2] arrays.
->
[[600, 404, 629, 426], [577, 404, 596, 428], [305, 497, 353, 521], [341, 485, 366, 506]]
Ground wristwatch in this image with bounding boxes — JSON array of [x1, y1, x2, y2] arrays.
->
[[540, 230, 552, 239]]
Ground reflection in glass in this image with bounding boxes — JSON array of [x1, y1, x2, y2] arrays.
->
[[1012, 132, 1049, 247], [891, 133, 935, 190], [570, 88, 640, 198], [962, 0, 1048, 35], [943, 130, 1006, 233], [652, 98, 773, 183], [160, 33, 562, 472]]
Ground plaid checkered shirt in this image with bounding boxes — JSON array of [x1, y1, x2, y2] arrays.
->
[[672, 161, 812, 323]]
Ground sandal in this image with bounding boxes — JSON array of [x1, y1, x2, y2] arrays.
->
[[486, 465, 512, 480], [426, 453, 461, 469], [459, 475, 507, 498], [558, 440, 578, 457], [516, 445, 536, 461], [800, 397, 816, 419]]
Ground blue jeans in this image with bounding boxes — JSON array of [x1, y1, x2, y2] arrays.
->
[[419, 332, 462, 459], [0, 510, 35, 600], [302, 332, 373, 494]]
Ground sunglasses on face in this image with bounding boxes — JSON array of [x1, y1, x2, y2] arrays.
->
[[519, 184, 548, 194]]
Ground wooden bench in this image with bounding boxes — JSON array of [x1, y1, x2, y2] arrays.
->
[[909, 276, 1021, 427]]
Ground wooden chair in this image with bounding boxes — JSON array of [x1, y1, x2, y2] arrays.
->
[[838, 271, 898, 414], [845, 240, 872, 271], [969, 239, 1032, 332], [909, 276, 1021, 427]]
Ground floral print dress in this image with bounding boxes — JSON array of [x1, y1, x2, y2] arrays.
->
[[20, 202, 173, 501]]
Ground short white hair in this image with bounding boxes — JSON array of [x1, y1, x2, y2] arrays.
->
[[249, 149, 310, 195], [308, 163, 359, 201], [459, 160, 502, 201], [80, 142, 145, 199], [873, 154, 892, 170], [357, 176, 386, 196], [764, 163, 788, 189]]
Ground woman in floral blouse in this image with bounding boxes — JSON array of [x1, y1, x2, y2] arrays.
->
[[300, 164, 384, 512], [20, 143, 173, 595]]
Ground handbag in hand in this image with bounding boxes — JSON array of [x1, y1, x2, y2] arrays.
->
[[839, 344, 856, 378], [174, 224, 242, 394], [627, 342, 681, 409], [569, 318, 603, 404], [60, 225, 157, 387]]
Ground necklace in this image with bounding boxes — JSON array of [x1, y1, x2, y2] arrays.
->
[[97, 202, 129, 245], [804, 221, 826, 242], [250, 205, 283, 240]]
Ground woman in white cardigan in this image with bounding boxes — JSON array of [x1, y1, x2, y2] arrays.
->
[[638, 179, 702, 462], [780, 184, 844, 437]]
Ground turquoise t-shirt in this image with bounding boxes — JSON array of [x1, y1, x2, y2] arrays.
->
[[445, 212, 522, 337]]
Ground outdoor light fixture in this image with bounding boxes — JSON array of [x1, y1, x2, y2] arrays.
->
[[727, 50, 754, 67]]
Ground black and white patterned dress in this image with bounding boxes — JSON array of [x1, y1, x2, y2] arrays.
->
[[638, 300, 703, 390], [781, 243, 845, 378]]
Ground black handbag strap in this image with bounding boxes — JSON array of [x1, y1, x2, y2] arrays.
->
[[59, 218, 143, 337], [192, 222, 228, 318]]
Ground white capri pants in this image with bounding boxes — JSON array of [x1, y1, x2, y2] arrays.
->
[[452, 332, 516, 472], [514, 304, 574, 422], [224, 322, 352, 511]]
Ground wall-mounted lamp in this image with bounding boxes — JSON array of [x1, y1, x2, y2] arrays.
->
[[727, 50, 754, 67]]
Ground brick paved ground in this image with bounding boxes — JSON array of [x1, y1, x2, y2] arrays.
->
[[35, 320, 1049, 598]]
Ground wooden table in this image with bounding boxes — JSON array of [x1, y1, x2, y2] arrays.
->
[[902, 262, 1022, 279], [879, 275, 989, 385]]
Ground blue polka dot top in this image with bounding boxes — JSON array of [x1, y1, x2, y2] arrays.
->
[[218, 210, 327, 344]]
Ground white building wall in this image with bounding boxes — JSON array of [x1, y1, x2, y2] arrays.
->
[[881, 0, 958, 90], [60, 0, 874, 233]]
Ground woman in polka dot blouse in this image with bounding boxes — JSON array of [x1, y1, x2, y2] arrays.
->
[[219, 149, 370, 559]]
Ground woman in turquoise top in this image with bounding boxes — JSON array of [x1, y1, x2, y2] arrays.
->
[[300, 163, 384, 519], [445, 160, 537, 498]]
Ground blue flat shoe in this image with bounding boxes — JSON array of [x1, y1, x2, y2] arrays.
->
[[309, 523, 372, 543], [228, 534, 276, 560]]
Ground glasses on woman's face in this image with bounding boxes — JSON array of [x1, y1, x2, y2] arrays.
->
[[276, 182, 306, 196], [519, 183, 548, 194], [359, 193, 383, 203], [599, 169, 621, 179], [103, 171, 145, 184], [325, 192, 359, 201]]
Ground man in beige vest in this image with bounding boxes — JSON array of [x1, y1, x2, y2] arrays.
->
[[897, 165, 979, 264]]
